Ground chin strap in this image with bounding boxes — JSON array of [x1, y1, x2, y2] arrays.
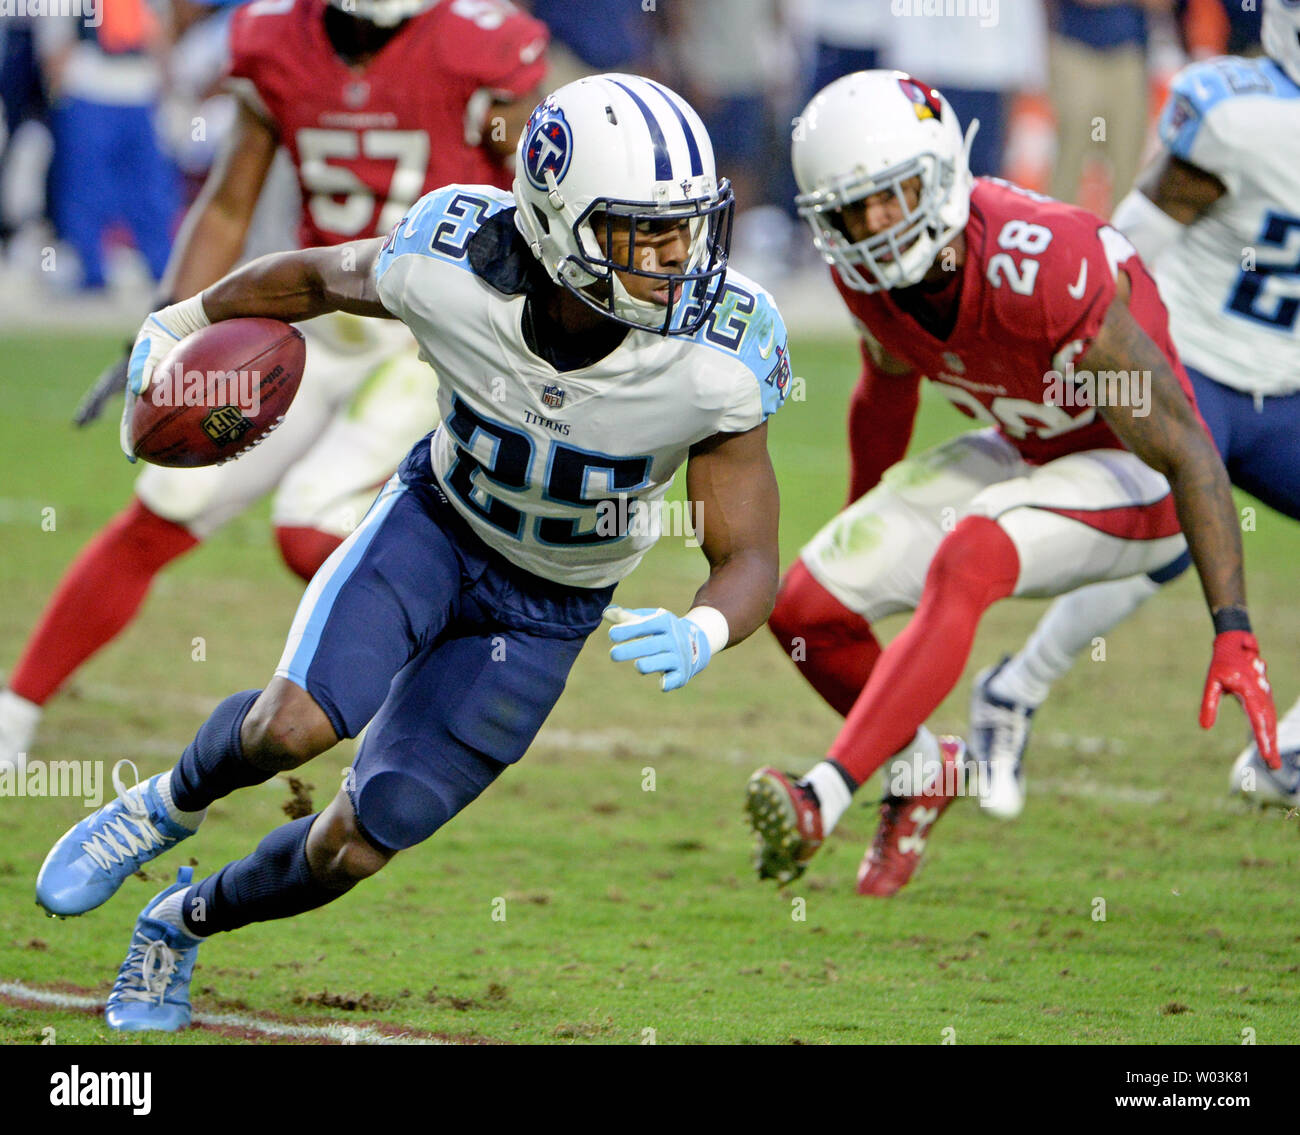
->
[[961, 117, 981, 168]]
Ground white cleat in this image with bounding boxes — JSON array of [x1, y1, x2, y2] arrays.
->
[[1230, 719, 1300, 808], [968, 658, 1033, 820]]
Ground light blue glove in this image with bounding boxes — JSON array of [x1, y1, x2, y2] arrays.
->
[[607, 606, 712, 692], [127, 313, 187, 397], [119, 297, 211, 461], [119, 314, 182, 462]]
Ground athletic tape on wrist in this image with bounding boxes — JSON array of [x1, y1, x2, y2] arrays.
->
[[685, 605, 729, 655]]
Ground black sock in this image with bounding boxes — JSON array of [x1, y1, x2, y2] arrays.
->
[[170, 689, 269, 812], [184, 813, 343, 936]]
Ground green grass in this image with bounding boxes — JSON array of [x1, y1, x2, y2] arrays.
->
[[1, 332, 1298, 1045]]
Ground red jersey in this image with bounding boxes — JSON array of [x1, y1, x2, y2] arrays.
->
[[839, 178, 1199, 491], [228, 0, 547, 248]]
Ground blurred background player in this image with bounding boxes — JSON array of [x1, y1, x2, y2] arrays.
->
[[747, 70, 1276, 897], [969, 0, 1300, 818], [1047, 0, 1165, 212], [33, 0, 180, 291], [0, 0, 548, 771]]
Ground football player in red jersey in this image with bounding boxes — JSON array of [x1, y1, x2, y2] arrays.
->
[[745, 71, 1278, 896], [0, 0, 548, 770]]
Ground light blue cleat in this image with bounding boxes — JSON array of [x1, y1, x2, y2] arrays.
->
[[105, 866, 202, 1032], [36, 759, 199, 916]]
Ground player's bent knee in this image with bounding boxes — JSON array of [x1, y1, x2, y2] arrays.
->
[[925, 517, 1020, 606], [353, 770, 449, 852], [241, 679, 338, 771], [307, 791, 396, 888]]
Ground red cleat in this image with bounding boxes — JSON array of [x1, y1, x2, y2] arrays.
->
[[856, 736, 966, 897], [745, 767, 824, 884]]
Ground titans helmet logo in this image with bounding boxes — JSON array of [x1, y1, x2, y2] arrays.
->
[[524, 103, 573, 191]]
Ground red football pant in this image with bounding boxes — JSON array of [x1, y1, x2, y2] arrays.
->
[[8, 498, 199, 705], [8, 501, 344, 707], [275, 526, 343, 583], [827, 516, 1020, 786], [769, 559, 882, 718]]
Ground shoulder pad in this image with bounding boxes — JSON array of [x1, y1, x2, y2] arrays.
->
[[1159, 57, 1280, 160], [689, 275, 791, 420], [376, 186, 514, 276]]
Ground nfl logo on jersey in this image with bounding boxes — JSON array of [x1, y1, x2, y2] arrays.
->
[[541, 383, 566, 409]]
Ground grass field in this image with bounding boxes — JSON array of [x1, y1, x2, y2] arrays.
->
[[1, 330, 1298, 1046]]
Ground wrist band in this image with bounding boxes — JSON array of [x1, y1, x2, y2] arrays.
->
[[685, 606, 729, 655], [162, 294, 212, 338], [1212, 606, 1252, 635]]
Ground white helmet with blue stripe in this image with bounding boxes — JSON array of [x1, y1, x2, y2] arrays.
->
[[1264, 0, 1300, 86], [512, 73, 734, 336]]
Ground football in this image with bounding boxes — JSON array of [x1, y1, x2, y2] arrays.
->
[[126, 318, 305, 468]]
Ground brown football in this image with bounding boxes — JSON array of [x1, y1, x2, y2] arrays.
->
[[128, 318, 305, 468]]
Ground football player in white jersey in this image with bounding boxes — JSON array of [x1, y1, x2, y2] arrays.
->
[[0, 0, 550, 773], [34, 74, 789, 1032], [969, 0, 1300, 817]]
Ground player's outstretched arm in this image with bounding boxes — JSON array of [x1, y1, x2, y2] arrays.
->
[[77, 97, 281, 428], [161, 95, 282, 304], [200, 238, 394, 324], [607, 424, 780, 692], [119, 239, 393, 458], [1086, 291, 1278, 767]]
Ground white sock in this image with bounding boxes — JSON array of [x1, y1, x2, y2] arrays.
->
[[0, 688, 41, 771], [805, 762, 853, 836], [880, 726, 941, 799], [148, 888, 206, 940], [993, 575, 1162, 708], [155, 770, 206, 831]]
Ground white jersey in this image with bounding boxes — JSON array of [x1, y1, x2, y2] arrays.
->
[[373, 185, 790, 589], [1154, 56, 1300, 397]]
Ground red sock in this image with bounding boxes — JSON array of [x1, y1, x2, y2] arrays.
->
[[9, 498, 199, 705], [769, 559, 882, 717], [828, 517, 1020, 785], [274, 526, 343, 582]]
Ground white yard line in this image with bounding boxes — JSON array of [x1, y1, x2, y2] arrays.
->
[[0, 982, 453, 1045]]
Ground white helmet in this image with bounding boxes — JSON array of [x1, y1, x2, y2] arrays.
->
[[792, 70, 976, 292], [1263, 0, 1300, 86], [326, 0, 436, 29], [512, 73, 734, 336]]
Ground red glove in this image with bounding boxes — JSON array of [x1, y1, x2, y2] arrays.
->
[[1200, 631, 1278, 769]]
